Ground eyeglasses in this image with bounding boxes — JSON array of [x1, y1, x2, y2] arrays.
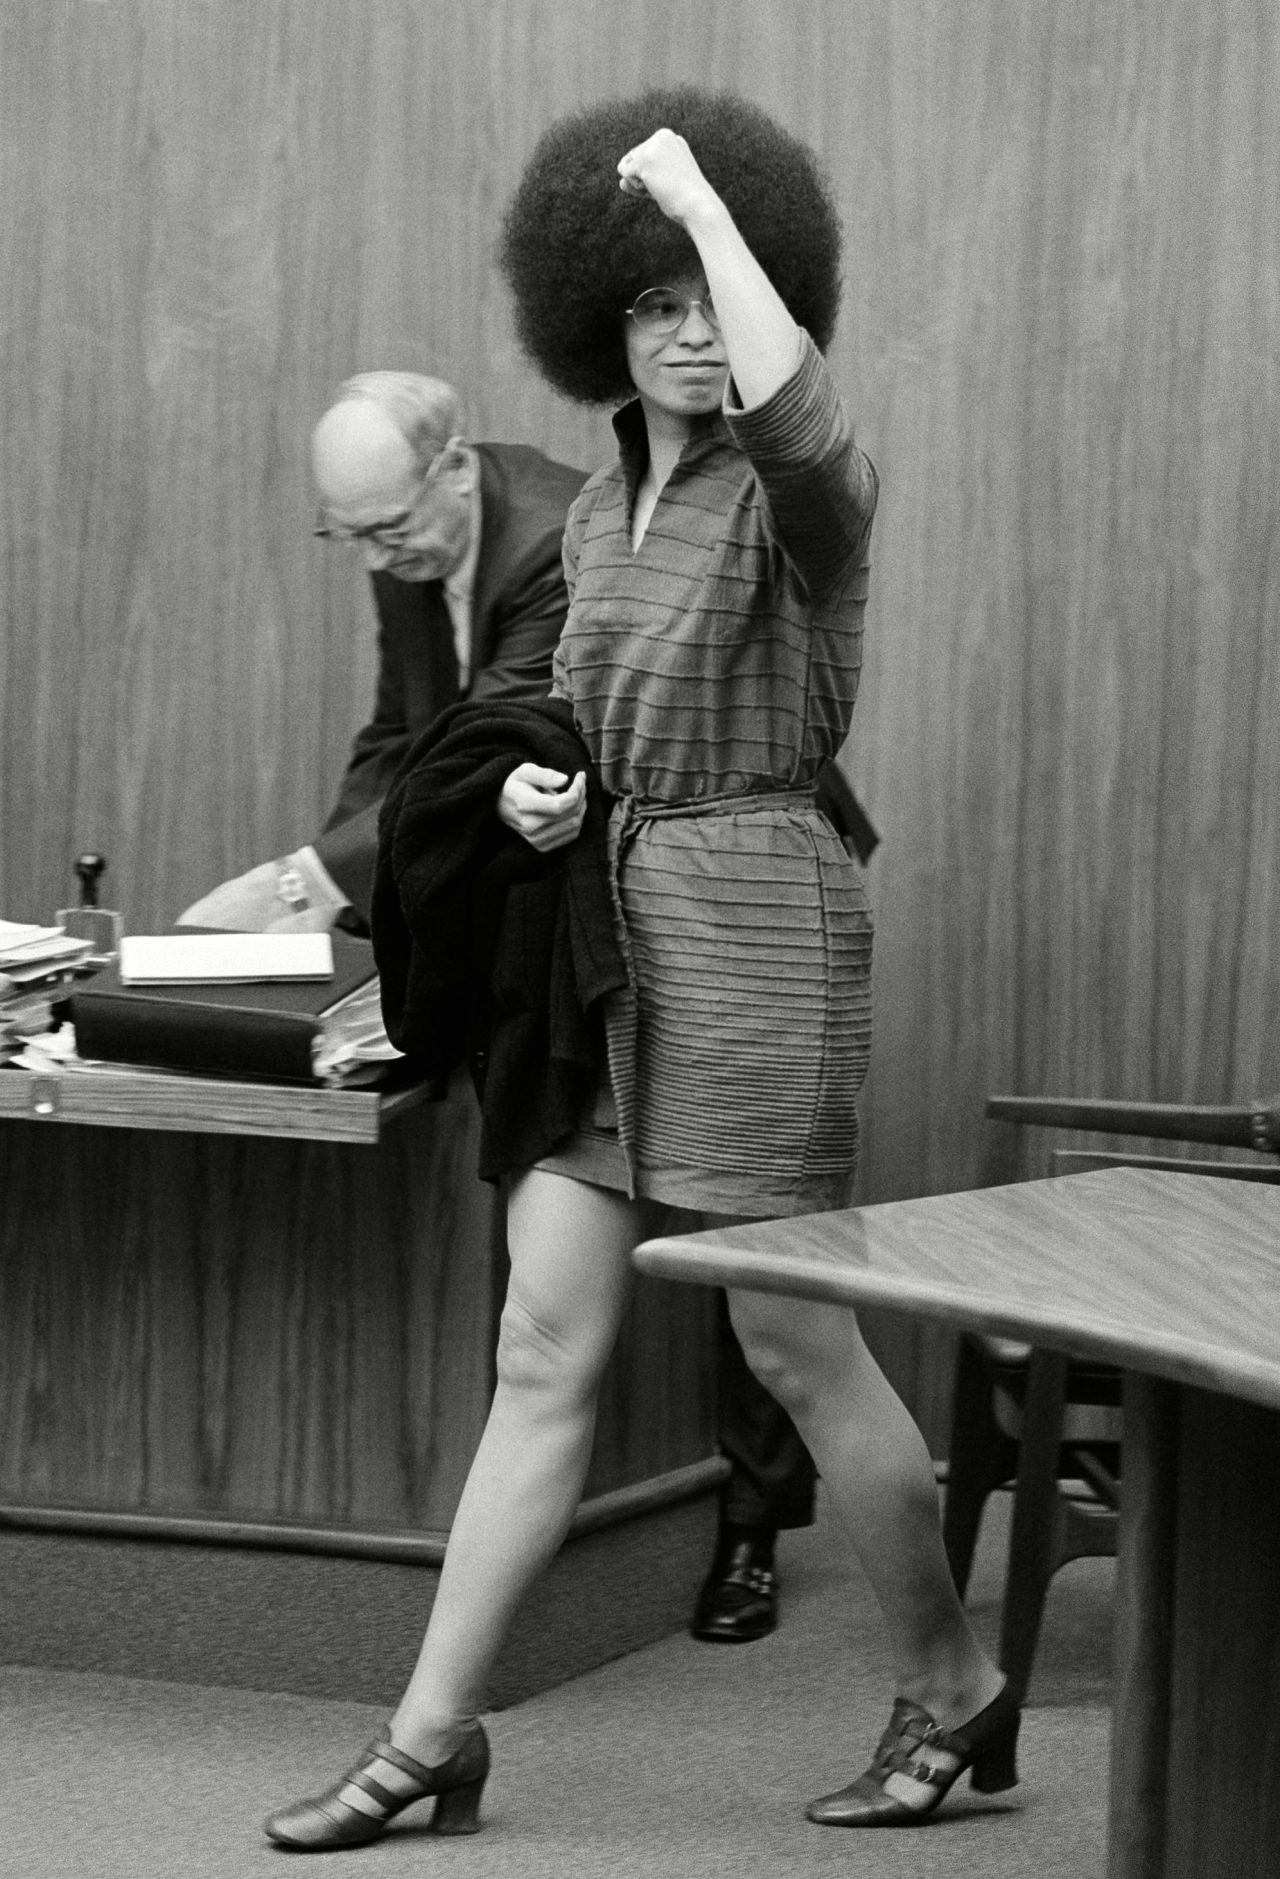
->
[[313, 505, 418, 549], [313, 444, 452, 548], [626, 286, 721, 336]]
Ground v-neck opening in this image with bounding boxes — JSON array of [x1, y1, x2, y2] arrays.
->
[[614, 399, 730, 555]]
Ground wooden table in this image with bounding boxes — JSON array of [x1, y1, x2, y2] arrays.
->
[[634, 1168, 1280, 1879]]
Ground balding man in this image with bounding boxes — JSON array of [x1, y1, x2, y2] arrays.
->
[[180, 372, 586, 933]]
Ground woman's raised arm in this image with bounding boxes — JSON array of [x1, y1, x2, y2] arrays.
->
[[617, 129, 802, 410]]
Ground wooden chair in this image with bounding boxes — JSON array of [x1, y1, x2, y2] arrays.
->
[[943, 1093, 1280, 1702]]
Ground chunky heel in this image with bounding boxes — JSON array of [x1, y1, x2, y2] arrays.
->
[[969, 1708, 1020, 1792], [264, 1723, 490, 1851], [430, 1773, 487, 1834]]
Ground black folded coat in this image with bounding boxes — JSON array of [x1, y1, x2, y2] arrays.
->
[[372, 695, 629, 1181]]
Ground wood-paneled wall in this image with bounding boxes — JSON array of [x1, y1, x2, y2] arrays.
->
[[3, 3, 1278, 1436]]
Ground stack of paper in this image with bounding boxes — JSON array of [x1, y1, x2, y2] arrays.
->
[[0, 920, 94, 983], [1, 920, 94, 1061], [67, 931, 401, 1087], [312, 978, 405, 1086]]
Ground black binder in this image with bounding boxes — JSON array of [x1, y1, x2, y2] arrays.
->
[[67, 932, 380, 1085]]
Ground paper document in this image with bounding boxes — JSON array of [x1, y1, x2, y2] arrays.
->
[[311, 978, 404, 1084], [0, 921, 93, 970], [119, 932, 335, 985], [0, 920, 65, 951]]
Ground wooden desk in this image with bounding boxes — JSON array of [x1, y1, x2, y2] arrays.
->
[[0, 1063, 719, 1703], [634, 1169, 1280, 1879], [0, 1055, 437, 1143]]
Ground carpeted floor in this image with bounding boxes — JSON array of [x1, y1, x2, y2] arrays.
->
[[3, 1486, 1113, 1879]]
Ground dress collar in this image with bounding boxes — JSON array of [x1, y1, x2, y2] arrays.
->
[[610, 399, 733, 489]]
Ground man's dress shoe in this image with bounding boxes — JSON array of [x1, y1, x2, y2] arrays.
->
[[690, 1532, 778, 1643]]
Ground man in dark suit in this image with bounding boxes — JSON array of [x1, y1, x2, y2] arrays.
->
[[180, 370, 587, 933]]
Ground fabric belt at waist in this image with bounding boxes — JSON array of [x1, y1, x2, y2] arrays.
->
[[613, 783, 819, 845]]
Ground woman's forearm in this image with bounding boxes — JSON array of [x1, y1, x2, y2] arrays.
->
[[682, 193, 803, 410]]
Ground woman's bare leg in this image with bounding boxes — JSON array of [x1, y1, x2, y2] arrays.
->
[[388, 1170, 663, 1762], [727, 1284, 1003, 1727]]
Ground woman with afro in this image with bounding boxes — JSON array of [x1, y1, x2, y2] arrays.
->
[[266, 87, 1015, 1850]]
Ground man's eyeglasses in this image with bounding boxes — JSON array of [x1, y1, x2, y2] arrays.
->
[[626, 286, 721, 336], [313, 506, 417, 548]]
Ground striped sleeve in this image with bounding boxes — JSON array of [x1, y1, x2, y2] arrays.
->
[[725, 333, 878, 599]]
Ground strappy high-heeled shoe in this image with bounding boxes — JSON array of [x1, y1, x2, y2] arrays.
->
[[263, 1724, 490, 1850], [805, 1682, 1020, 1827]]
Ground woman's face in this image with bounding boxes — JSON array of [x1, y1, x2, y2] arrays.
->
[[624, 273, 729, 432]]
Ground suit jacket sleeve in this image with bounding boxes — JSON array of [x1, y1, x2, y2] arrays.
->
[[312, 580, 417, 925], [313, 446, 586, 926]]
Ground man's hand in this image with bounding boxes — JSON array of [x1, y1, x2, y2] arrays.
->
[[263, 906, 340, 934], [617, 128, 719, 228], [496, 764, 587, 852], [177, 857, 339, 932]]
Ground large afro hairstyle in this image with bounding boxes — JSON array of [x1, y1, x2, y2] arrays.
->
[[499, 87, 843, 406]]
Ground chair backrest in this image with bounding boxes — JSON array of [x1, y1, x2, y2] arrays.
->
[[987, 1092, 1280, 1157], [1051, 1148, 1280, 1182]]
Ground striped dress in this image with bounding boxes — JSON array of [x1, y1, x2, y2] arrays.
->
[[544, 335, 878, 1217]]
